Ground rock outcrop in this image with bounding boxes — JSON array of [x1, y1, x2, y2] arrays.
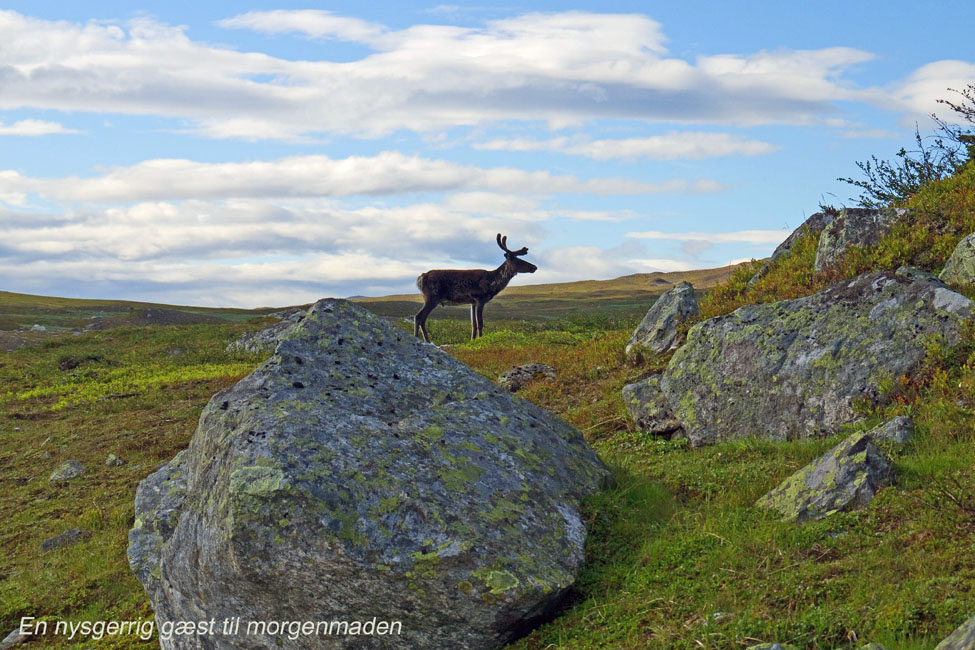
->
[[129, 299, 608, 650], [622, 375, 682, 438], [659, 268, 971, 446], [940, 232, 975, 287], [814, 207, 907, 272], [755, 431, 892, 522], [624, 281, 699, 362], [498, 363, 556, 392]]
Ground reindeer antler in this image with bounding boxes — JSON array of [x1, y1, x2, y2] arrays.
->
[[496, 233, 528, 256]]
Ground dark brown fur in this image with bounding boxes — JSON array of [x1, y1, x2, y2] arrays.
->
[[414, 234, 537, 343]]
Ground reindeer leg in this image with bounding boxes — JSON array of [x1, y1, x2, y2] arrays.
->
[[470, 304, 478, 340], [475, 301, 485, 338], [414, 303, 435, 343]]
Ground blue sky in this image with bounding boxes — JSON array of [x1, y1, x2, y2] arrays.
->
[[1, 2, 973, 307]]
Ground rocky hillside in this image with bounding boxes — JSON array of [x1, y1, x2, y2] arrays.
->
[[2, 162, 975, 650]]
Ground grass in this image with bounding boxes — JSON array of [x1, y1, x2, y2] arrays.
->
[[2, 160, 975, 648], [0, 322, 264, 649]]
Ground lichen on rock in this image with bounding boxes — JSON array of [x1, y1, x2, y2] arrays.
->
[[129, 298, 608, 650], [660, 267, 971, 446], [625, 281, 699, 362], [755, 431, 892, 523], [813, 207, 908, 272], [940, 231, 975, 288], [622, 375, 682, 438]]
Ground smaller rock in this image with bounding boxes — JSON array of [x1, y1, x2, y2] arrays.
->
[[49, 460, 86, 482], [106, 453, 125, 467], [940, 232, 975, 287], [40, 528, 92, 553], [745, 644, 799, 650], [856, 644, 890, 650], [866, 416, 914, 445], [498, 363, 556, 392], [814, 207, 907, 272], [756, 432, 892, 523], [30, 324, 46, 332], [625, 282, 699, 362], [935, 614, 975, 650], [0, 628, 31, 650], [622, 375, 682, 438]]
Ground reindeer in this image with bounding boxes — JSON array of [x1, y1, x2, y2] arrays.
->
[[414, 234, 537, 343]]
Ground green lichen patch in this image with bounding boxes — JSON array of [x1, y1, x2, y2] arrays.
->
[[228, 466, 286, 498], [473, 567, 521, 595]]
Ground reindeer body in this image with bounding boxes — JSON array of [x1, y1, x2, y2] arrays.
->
[[414, 234, 537, 343]]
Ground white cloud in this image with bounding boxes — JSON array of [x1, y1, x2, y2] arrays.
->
[[626, 229, 788, 244], [0, 194, 718, 306], [217, 10, 387, 44], [2, 152, 724, 202], [0, 119, 79, 136], [0, 9, 897, 139], [475, 131, 778, 160], [890, 60, 975, 121]]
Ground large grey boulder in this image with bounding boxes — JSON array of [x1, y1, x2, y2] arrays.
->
[[748, 211, 837, 288], [129, 299, 608, 650], [755, 431, 892, 522], [622, 375, 682, 438], [625, 281, 699, 362], [814, 207, 908, 273], [940, 232, 975, 287], [660, 268, 971, 446]]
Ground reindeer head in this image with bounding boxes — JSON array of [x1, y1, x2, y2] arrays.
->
[[497, 233, 537, 274]]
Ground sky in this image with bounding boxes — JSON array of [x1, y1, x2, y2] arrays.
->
[[1, 1, 974, 308]]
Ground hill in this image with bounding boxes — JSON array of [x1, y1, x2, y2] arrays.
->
[[1, 263, 745, 336]]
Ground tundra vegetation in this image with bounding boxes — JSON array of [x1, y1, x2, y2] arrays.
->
[[2, 88, 975, 649]]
